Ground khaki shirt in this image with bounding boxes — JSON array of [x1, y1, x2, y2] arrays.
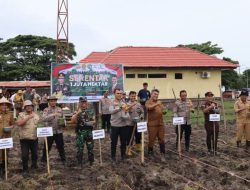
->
[[173, 99, 193, 125], [99, 97, 111, 115], [42, 106, 63, 134], [18, 112, 39, 140], [234, 99, 250, 124], [127, 101, 144, 126], [0, 111, 14, 138], [145, 99, 164, 127]]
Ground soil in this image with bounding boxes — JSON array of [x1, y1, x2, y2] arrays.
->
[[0, 122, 250, 190]]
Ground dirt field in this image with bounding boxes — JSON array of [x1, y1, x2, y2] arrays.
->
[[0, 119, 250, 190]]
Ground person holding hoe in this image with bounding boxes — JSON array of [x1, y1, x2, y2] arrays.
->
[[0, 97, 14, 179], [71, 97, 96, 166], [16, 100, 40, 175]]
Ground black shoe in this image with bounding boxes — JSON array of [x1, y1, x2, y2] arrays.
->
[[31, 163, 38, 169], [237, 141, 241, 147]]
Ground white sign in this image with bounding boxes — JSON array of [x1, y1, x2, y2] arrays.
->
[[92, 129, 105, 140], [173, 117, 185, 125], [209, 114, 220, 121], [37, 127, 53, 137], [0, 138, 13, 149], [137, 122, 147, 133]]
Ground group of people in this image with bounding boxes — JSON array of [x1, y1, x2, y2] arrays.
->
[[0, 82, 250, 179]]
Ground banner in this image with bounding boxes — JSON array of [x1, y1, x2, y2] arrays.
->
[[51, 63, 124, 103]]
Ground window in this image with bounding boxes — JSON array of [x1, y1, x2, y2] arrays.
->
[[138, 74, 147, 78], [126, 74, 135, 78], [148, 74, 166, 78], [175, 73, 183, 79]]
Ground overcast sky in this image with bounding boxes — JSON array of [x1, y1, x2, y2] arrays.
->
[[1, 0, 249, 71]]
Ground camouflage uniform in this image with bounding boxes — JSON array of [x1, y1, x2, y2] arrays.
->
[[75, 109, 95, 165]]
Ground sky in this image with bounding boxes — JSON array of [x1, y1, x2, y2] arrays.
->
[[1, 0, 250, 71]]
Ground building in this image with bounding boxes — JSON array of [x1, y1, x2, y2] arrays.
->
[[80, 46, 237, 99]]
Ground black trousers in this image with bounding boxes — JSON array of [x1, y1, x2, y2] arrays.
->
[[20, 139, 38, 170], [127, 125, 141, 145], [175, 124, 192, 149], [111, 126, 128, 159], [205, 122, 219, 152], [42, 133, 66, 162], [101, 114, 111, 132]]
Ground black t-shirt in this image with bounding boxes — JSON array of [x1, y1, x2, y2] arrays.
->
[[138, 89, 151, 105]]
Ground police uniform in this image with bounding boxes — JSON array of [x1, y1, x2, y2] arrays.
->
[[53, 73, 71, 96]]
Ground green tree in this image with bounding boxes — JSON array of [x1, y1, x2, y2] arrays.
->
[[0, 35, 76, 81]]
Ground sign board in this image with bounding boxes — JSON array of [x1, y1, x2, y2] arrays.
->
[[51, 63, 124, 103], [0, 138, 13, 149], [173, 117, 185, 125], [209, 114, 220, 122], [92, 129, 105, 140], [137, 122, 147, 133], [37, 127, 53, 137]]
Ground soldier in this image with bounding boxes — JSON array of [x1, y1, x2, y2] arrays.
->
[[173, 90, 194, 152], [0, 97, 14, 178], [53, 73, 71, 96], [99, 91, 111, 133], [16, 100, 40, 174], [109, 88, 129, 163], [201, 92, 220, 155], [71, 97, 96, 166], [234, 90, 250, 150], [126, 91, 144, 156], [145, 89, 166, 159], [41, 96, 66, 163]]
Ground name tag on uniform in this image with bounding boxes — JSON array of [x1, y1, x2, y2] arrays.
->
[[137, 122, 147, 132], [173, 117, 184, 125], [209, 114, 220, 121], [0, 138, 13, 149], [92, 129, 105, 140], [37, 127, 53, 137]]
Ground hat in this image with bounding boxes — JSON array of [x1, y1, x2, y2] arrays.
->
[[240, 90, 249, 96], [17, 90, 23, 94], [0, 97, 12, 106], [205, 91, 214, 97], [23, 100, 33, 107], [47, 96, 58, 101], [79, 97, 87, 102], [58, 73, 65, 79]]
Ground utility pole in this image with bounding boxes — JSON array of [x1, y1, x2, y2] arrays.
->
[[56, 0, 69, 64]]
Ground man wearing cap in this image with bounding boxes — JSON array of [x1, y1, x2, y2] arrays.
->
[[145, 89, 166, 158], [138, 83, 151, 119], [234, 90, 250, 150], [201, 91, 220, 154], [41, 96, 66, 163], [0, 97, 14, 178], [16, 100, 40, 174], [99, 91, 111, 133], [53, 73, 71, 96], [71, 97, 96, 166]]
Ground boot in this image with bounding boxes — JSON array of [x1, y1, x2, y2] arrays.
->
[[31, 160, 38, 169], [237, 141, 241, 148], [246, 141, 250, 151], [88, 153, 94, 166], [135, 144, 142, 151], [159, 143, 165, 154], [148, 147, 153, 156], [0, 164, 4, 179], [127, 146, 132, 156]]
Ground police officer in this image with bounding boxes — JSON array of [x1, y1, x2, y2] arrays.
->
[[71, 97, 96, 166], [41, 96, 66, 163], [234, 90, 250, 150], [53, 73, 71, 96]]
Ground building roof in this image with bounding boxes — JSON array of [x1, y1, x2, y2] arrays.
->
[[0, 81, 50, 88], [80, 46, 238, 69]]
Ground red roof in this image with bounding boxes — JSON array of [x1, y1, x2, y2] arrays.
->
[[0, 81, 50, 88], [80, 46, 238, 68]]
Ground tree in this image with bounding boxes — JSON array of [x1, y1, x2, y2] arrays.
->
[[0, 35, 76, 81], [178, 41, 224, 55]]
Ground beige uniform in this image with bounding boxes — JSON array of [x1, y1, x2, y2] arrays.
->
[[234, 99, 250, 141], [0, 111, 14, 163], [17, 112, 40, 140]]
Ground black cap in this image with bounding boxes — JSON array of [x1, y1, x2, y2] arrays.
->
[[79, 96, 87, 102], [240, 90, 249, 96], [205, 91, 214, 97], [58, 73, 65, 78]]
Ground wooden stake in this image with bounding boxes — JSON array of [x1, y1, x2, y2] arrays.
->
[[213, 121, 216, 156], [219, 84, 227, 139], [178, 125, 181, 157], [126, 124, 136, 155], [141, 132, 144, 163], [45, 137, 51, 175], [99, 139, 103, 166], [4, 149, 7, 180], [196, 94, 200, 128]]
